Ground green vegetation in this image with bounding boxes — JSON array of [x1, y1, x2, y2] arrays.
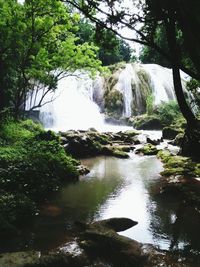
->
[[133, 101, 184, 131], [186, 79, 200, 115], [158, 151, 200, 177], [0, 120, 79, 235], [0, 0, 103, 118], [139, 25, 171, 68], [156, 100, 183, 126], [146, 94, 154, 115], [77, 19, 134, 66], [136, 144, 159, 155]]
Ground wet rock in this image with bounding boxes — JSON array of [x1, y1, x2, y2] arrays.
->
[[59, 130, 140, 159], [137, 117, 163, 130], [88, 128, 98, 132], [101, 146, 129, 158], [23, 252, 89, 267], [136, 143, 160, 156], [91, 218, 138, 232], [77, 165, 90, 175], [162, 127, 181, 139], [80, 218, 146, 267], [146, 137, 161, 146]]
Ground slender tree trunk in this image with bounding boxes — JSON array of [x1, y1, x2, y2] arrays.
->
[[164, 13, 200, 157], [165, 15, 197, 127]]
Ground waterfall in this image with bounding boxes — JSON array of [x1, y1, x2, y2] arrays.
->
[[116, 63, 134, 117], [27, 63, 188, 131], [142, 64, 176, 105], [38, 73, 105, 131], [105, 63, 183, 118]]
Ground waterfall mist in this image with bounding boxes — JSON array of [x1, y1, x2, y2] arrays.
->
[[39, 73, 105, 131]]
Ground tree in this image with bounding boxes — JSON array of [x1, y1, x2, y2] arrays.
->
[[76, 18, 133, 65], [0, 0, 103, 118], [64, 0, 200, 156], [139, 25, 171, 67]]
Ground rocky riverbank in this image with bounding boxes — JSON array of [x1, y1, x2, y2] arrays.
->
[[59, 129, 140, 159], [1, 218, 199, 267], [1, 121, 200, 267]]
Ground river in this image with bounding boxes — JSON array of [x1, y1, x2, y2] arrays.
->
[[1, 151, 200, 257]]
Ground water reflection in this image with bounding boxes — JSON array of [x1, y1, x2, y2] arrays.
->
[[149, 193, 200, 252], [90, 155, 165, 246], [2, 153, 200, 254]]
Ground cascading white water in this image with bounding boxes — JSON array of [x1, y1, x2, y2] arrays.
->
[[116, 63, 134, 117], [112, 63, 179, 117], [39, 73, 105, 131], [28, 63, 188, 131], [142, 64, 176, 105]]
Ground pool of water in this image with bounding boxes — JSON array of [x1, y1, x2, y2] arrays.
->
[[1, 153, 200, 255]]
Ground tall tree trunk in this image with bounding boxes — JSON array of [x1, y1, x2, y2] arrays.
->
[[165, 14, 197, 127], [164, 12, 200, 157]]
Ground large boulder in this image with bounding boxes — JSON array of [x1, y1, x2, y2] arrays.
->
[[132, 115, 163, 130], [80, 218, 147, 267]]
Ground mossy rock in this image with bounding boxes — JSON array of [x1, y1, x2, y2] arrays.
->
[[81, 218, 146, 267], [132, 115, 163, 130], [104, 89, 123, 116], [162, 127, 182, 139], [173, 132, 184, 146], [112, 149, 129, 158], [124, 130, 139, 137], [102, 146, 129, 158], [107, 62, 126, 73], [158, 152, 199, 177], [157, 150, 172, 162], [136, 144, 159, 155]]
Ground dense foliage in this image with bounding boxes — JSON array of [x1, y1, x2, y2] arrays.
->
[[156, 100, 182, 126], [77, 19, 133, 66], [0, 120, 79, 235], [139, 26, 171, 68]]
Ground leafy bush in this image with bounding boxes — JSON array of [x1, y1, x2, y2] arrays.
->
[[156, 100, 182, 126], [0, 119, 79, 234]]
